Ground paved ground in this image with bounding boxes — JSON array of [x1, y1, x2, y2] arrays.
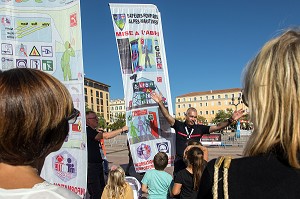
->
[[105, 134, 246, 181]]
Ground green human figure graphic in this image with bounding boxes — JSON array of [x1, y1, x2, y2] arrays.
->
[[61, 41, 75, 81], [129, 121, 140, 144]]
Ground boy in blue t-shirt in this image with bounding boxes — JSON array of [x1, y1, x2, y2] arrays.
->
[[141, 152, 173, 199]]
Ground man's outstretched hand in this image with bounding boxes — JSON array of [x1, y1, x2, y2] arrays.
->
[[150, 91, 163, 103]]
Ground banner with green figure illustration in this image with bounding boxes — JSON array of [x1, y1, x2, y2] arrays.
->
[[0, 0, 86, 197], [110, 3, 175, 173]]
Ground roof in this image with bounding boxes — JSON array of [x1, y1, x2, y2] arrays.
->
[[177, 88, 241, 98]]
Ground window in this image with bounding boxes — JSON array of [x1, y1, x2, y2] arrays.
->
[[183, 98, 186, 102], [100, 92, 103, 98], [232, 94, 235, 98], [183, 104, 186, 108], [97, 106, 100, 112], [225, 94, 228, 99], [178, 113, 181, 116], [205, 111, 208, 115], [111, 107, 114, 111], [200, 111, 202, 115], [96, 98, 100, 105], [211, 110, 215, 114], [218, 95, 221, 99], [119, 106, 122, 110], [200, 97, 202, 101], [178, 105, 180, 108], [200, 103, 202, 107], [91, 97, 94, 103], [116, 106, 118, 110], [85, 96, 87, 102], [218, 101, 221, 105], [84, 88, 87, 95], [206, 96, 208, 100], [188, 104, 191, 108], [205, 102, 208, 106], [96, 91, 99, 97], [177, 99, 180, 102], [194, 97, 197, 101], [212, 96, 215, 99]]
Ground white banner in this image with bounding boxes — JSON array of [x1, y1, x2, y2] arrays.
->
[[0, 1, 87, 198], [109, 3, 175, 173]]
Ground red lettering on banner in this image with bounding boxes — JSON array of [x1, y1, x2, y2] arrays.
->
[[115, 31, 134, 37], [141, 30, 159, 36], [54, 183, 86, 197], [132, 109, 148, 116]]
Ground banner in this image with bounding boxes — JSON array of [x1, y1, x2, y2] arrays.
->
[[0, 1, 87, 198], [110, 3, 175, 173]]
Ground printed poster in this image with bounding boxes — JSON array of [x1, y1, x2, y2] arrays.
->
[[0, 1, 87, 198], [110, 3, 175, 173]]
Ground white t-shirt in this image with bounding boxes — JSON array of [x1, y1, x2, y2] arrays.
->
[[0, 181, 80, 199]]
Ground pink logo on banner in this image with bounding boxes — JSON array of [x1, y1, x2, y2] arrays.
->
[[137, 143, 151, 160], [52, 151, 77, 182]]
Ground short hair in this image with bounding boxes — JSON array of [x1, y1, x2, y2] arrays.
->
[[0, 68, 73, 167], [243, 29, 300, 168], [153, 152, 168, 170], [86, 110, 96, 115], [186, 107, 197, 115]]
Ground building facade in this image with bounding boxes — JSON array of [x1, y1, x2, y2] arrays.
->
[[109, 99, 126, 124], [84, 77, 110, 122], [175, 88, 247, 123]]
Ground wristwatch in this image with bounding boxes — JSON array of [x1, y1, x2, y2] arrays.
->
[[227, 117, 236, 125]]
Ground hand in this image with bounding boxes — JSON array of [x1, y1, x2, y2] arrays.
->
[[150, 91, 163, 103], [122, 126, 129, 132], [231, 109, 245, 121]]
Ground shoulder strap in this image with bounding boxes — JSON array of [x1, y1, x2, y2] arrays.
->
[[212, 156, 232, 199]]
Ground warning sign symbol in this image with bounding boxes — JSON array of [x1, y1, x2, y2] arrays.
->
[[29, 46, 40, 56]]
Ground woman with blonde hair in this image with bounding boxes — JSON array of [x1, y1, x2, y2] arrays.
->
[[198, 29, 300, 199], [101, 165, 133, 199], [0, 68, 80, 198]]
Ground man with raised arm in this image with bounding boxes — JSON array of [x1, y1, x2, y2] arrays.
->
[[150, 91, 244, 175]]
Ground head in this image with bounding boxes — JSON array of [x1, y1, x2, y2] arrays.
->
[[186, 147, 204, 191], [243, 29, 300, 168], [185, 107, 197, 126], [0, 68, 74, 168], [86, 111, 99, 129], [106, 165, 127, 198], [186, 140, 203, 147], [153, 152, 168, 170]]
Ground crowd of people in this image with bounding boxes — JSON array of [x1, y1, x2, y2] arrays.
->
[[1, 28, 300, 199]]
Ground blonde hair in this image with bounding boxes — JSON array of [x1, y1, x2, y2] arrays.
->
[[104, 166, 128, 198], [243, 29, 300, 168], [0, 68, 73, 167]]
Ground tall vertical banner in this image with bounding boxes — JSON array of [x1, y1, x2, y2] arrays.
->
[[0, 1, 87, 198], [110, 4, 175, 173]]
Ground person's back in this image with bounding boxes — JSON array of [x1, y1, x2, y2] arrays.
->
[[0, 181, 79, 199], [198, 153, 300, 199], [141, 152, 173, 199], [198, 29, 300, 199]]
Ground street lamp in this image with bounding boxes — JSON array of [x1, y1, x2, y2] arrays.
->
[[231, 96, 242, 138]]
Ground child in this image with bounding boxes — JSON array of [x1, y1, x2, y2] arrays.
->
[[141, 152, 173, 199], [172, 147, 206, 199], [101, 165, 134, 199]]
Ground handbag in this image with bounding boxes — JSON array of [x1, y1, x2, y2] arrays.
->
[[212, 156, 232, 199]]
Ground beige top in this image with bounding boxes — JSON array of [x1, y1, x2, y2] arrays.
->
[[101, 182, 134, 199]]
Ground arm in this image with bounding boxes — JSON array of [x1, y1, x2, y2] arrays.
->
[[172, 183, 182, 196], [150, 91, 175, 126], [98, 126, 128, 140], [209, 109, 245, 133], [141, 184, 148, 193]]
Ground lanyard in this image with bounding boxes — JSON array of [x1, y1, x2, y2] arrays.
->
[[185, 126, 194, 140]]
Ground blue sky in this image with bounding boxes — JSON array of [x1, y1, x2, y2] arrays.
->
[[81, 0, 300, 104]]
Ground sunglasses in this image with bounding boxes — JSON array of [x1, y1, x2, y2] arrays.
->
[[66, 108, 80, 124]]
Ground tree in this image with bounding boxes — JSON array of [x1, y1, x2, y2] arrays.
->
[[97, 114, 107, 129], [212, 108, 235, 132], [197, 115, 207, 125], [108, 114, 126, 131]]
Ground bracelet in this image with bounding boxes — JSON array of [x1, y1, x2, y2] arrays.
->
[[227, 118, 237, 125]]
